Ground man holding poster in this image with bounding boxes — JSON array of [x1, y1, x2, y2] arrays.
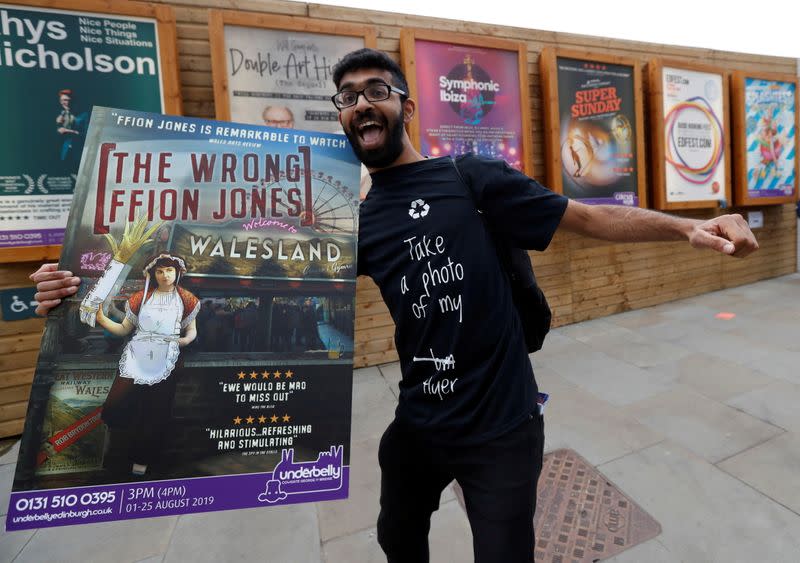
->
[[32, 48, 759, 561]]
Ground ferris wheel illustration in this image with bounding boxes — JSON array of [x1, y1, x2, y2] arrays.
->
[[261, 168, 359, 236]]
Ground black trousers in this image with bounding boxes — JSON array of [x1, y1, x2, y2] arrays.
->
[[102, 374, 178, 466], [377, 414, 545, 563]]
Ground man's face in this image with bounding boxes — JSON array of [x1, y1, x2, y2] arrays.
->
[[336, 69, 406, 169], [60, 94, 70, 110], [263, 106, 294, 128]]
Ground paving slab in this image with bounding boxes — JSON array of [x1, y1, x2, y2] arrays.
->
[[537, 342, 676, 407], [0, 464, 13, 518], [623, 386, 784, 463], [15, 515, 177, 563], [350, 367, 396, 443], [164, 504, 319, 563], [726, 380, 800, 432], [599, 441, 800, 563], [535, 367, 663, 466], [0, 528, 34, 563], [377, 362, 401, 399], [718, 432, 800, 515], [0, 443, 19, 467], [644, 352, 776, 402], [322, 499, 472, 563], [742, 348, 800, 385]]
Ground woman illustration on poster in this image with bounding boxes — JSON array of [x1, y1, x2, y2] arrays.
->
[[93, 254, 200, 476]]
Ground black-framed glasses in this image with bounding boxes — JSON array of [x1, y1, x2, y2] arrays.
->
[[331, 82, 406, 109]]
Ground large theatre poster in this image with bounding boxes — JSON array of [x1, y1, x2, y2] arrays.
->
[[540, 49, 646, 207], [6, 107, 360, 531], [209, 10, 375, 131], [401, 30, 532, 174], [732, 72, 798, 206], [0, 0, 180, 258], [648, 60, 730, 210]]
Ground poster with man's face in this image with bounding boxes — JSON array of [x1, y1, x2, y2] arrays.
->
[[221, 25, 363, 133]]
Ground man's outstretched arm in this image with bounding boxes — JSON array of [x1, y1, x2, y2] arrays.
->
[[559, 200, 759, 258]]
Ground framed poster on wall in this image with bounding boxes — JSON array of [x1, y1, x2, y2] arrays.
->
[[208, 10, 376, 131], [731, 71, 798, 206], [648, 59, 731, 210], [399, 29, 533, 175], [0, 0, 182, 263], [540, 48, 647, 207]]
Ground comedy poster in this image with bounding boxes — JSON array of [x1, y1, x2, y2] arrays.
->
[[6, 107, 360, 531], [743, 78, 797, 199], [412, 39, 525, 171], [0, 2, 171, 250], [556, 57, 639, 206], [216, 23, 364, 131], [662, 68, 726, 204]]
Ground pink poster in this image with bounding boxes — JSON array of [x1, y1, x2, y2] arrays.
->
[[414, 40, 524, 170]]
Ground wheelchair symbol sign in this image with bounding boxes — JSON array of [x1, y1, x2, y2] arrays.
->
[[1, 287, 38, 321]]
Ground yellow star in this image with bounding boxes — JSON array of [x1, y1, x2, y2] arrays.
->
[[262, 370, 270, 379], [285, 370, 293, 378], [282, 414, 291, 422], [270, 414, 279, 423], [246, 416, 255, 424], [258, 415, 267, 424], [233, 416, 242, 425], [273, 371, 281, 379], [237, 372, 246, 380], [250, 371, 258, 379]]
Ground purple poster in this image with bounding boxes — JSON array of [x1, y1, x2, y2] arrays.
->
[[413, 39, 524, 170], [5, 107, 359, 531]]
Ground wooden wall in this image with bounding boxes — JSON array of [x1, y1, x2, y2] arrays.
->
[[1, 0, 797, 435]]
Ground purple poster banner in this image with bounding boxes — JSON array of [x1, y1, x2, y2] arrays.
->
[[413, 39, 524, 170], [7, 449, 349, 531], [6, 107, 360, 531]]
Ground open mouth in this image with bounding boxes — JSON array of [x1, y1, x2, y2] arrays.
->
[[356, 119, 385, 149]]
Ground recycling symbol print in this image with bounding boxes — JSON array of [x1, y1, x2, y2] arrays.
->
[[408, 198, 430, 219]]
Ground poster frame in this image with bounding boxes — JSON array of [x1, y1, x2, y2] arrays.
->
[[0, 0, 183, 264], [208, 9, 377, 123], [399, 28, 533, 176], [648, 58, 732, 211], [731, 70, 799, 207], [539, 47, 647, 207]]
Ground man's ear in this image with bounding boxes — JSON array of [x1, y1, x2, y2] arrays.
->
[[402, 98, 416, 124], [337, 111, 343, 126]]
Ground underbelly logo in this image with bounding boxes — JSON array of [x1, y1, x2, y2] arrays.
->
[[408, 198, 430, 219], [257, 445, 344, 504]]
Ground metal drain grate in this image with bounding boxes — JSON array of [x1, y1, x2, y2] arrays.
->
[[533, 449, 661, 562]]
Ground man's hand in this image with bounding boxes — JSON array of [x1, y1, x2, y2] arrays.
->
[[688, 214, 759, 258], [30, 264, 81, 316]]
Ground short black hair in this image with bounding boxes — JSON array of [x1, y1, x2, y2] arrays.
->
[[332, 48, 409, 96]]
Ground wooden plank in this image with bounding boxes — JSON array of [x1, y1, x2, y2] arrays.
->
[[0, 318, 45, 337], [0, 385, 32, 406], [0, 418, 25, 439], [0, 334, 42, 355], [0, 401, 28, 423], [0, 351, 39, 372], [0, 368, 35, 390]]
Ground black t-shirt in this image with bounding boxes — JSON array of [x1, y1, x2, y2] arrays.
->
[[358, 155, 568, 444]]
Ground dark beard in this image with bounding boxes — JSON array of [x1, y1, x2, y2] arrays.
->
[[344, 111, 405, 168]]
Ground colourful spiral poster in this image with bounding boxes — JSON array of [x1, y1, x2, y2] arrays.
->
[[662, 67, 726, 204]]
